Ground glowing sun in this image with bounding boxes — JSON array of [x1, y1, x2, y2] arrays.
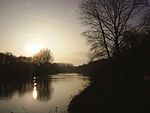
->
[[25, 43, 43, 55]]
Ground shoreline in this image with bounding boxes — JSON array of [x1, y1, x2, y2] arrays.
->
[[68, 58, 150, 113]]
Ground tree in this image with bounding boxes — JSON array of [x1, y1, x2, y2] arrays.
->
[[143, 9, 150, 33], [121, 29, 142, 52], [32, 48, 54, 65], [3, 52, 16, 64], [79, 0, 149, 60]]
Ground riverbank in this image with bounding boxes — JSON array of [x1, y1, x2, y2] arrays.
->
[[68, 57, 150, 113]]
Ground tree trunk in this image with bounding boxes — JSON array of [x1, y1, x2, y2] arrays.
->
[[103, 36, 111, 59], [114, 38, 120, 57]]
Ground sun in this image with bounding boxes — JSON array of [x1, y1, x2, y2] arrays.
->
[[24, 43, 42, 56]]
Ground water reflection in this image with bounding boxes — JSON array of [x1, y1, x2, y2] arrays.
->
[[36, 77, 53, 101], [0, 73, 90, 113], [33, 77, 37, 100], [0, 81, 32, 99], [33, 85, 37, 100], [0, 76, 53, 101]]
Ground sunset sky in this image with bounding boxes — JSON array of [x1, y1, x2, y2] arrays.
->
[[0, 0, 89, 65]]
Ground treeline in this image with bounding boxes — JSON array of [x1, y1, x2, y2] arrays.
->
[[0, 52, 33, 81], [33, 63, 76, 76], [0, 52, 32, 64], [0, 50, 76, 81], [76, 29, 150, 77]]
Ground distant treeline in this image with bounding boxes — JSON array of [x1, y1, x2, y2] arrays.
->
[[0, 51, 76, 81]]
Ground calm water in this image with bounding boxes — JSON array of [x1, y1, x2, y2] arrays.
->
[[0, 73, 90, 113]]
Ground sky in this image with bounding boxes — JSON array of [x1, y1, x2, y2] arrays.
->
[[0, 0, 89, 65]]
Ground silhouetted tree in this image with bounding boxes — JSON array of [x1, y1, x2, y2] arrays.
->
[[79, 0, 149, 60], [0, 52, 16, 64], [143, 9, 150, 33], [32, 48, 54, 65], [121, 29, 140, 52]]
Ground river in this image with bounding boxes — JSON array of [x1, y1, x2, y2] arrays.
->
[[0, 73, 90, 113]]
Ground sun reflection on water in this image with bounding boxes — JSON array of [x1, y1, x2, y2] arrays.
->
[[33, 86, 37, 100], [32, 77, 37, 100]]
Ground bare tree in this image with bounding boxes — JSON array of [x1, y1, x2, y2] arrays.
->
[[32, 48, 54, 65], [79, 0, 149, 59]]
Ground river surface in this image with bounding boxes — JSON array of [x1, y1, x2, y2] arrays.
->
[[0, 73, 90, 113]]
